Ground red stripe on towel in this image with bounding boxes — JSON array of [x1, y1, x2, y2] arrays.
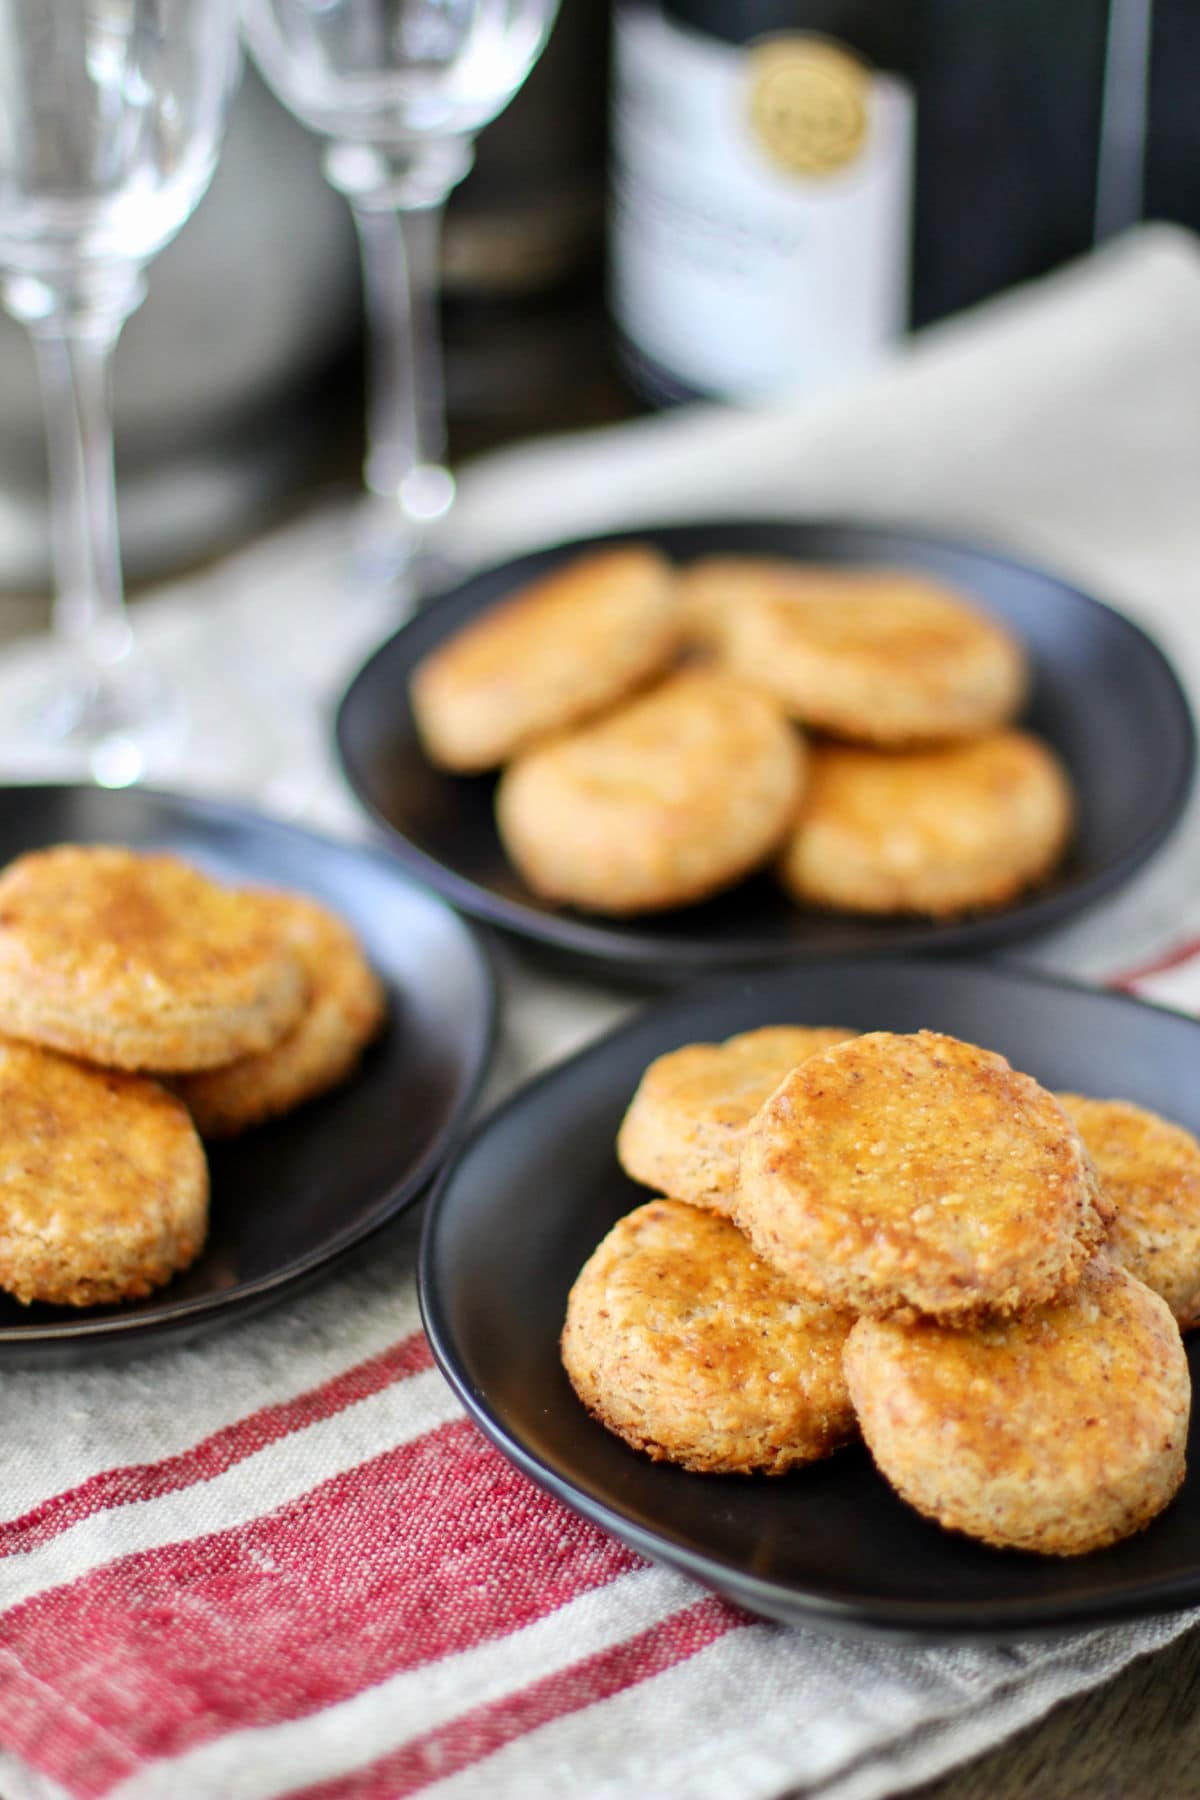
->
[[293, 1594, 753, 1800], [1110, 935, 1200, 990], [0, 1421, 642, 1798], [0, 1333, 435, 1560]]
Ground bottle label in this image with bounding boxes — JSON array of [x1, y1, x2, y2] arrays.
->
[[610, 7, 914, 400]]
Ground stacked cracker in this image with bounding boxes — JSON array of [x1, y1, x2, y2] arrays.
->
[[410, 545, 1074, 920], [682, 557, 1073, 918], [563, 1026, 1198, 1556], [0, 846, 384, 1308], [412, 546, 805, 914]]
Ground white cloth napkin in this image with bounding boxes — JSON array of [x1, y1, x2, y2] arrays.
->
[[0, 222, 1197, 1800]]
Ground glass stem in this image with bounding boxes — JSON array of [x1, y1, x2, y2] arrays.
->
[[327, 138, 472, 552], [26, 297, 135, 669], [350, 192, 449, 510]]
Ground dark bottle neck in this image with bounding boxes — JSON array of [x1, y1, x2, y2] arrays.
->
[[659, 1, 916, 72]]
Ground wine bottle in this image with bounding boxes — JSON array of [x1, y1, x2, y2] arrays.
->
[[609, 1, 918, 404]]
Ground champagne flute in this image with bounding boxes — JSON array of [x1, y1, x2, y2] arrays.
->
[[0, 0, 242, 785], [240, 0, 560, 597]]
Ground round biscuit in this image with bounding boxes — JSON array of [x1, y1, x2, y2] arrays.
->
[[681, 557, 1028, 745], [1057, 1094, 1200, 1331], [0, 1038, 208, 1307], [0, 846, 308, 1072], [735, 1029, 1109, 1320], [495, 668, 805, 914], [561, 1198, 857, 1474], [617, 1024, 857, 1214], [170, 892, 386, 1137], [778, 731, 1074, 918], [844, 1258, 1189, 1555], [409, 545, 681, 771]]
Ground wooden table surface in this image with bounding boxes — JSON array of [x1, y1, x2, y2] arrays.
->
[[912, 1621, 1200, 1799]]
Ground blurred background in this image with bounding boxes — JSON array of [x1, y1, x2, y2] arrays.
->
[[0, 0, 1196, 596]]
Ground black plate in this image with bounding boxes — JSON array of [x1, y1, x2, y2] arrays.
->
[[335, 519, 1195, 981], [421, 957, 1200, 1642], [0, 784, 495, 1363]]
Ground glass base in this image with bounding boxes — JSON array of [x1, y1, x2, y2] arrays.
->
[[26, 649, 187, 787], [352, 481, 463, 610]]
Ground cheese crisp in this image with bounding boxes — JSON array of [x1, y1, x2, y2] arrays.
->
[[496, 669, 805, 914], [1058, 1094, 1200, 1331], [845, 1259, 1189, 1555], [0, 845, 308, 1071], [410, 545, 681, 772], [779, 731, 1073, 918], [736, 1030, 1109, 1319], [0, 1040, 207, 1306], [617, 1024, 856, 1214], [681, 557, 1028, 745], [562, 1198, 857, 1475], [171, 891, 385, 1137]]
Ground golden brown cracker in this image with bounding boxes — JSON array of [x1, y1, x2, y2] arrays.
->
[[495, 669, 805, 914], [0, 846, 308, 1072], [681, 557, 1028, 745], [1058, 1094, 1200, 1331], [844, 1259, 1189, 1555], [779, 731, 1074, 917], [410, 545, 681, 771], [0, 1038, 208, 1306], [617, 1024, 857, 1213], [736, 1029, 1108, 1320], [562, 1198, 857, 1474], [171, 892, 386, 1137]]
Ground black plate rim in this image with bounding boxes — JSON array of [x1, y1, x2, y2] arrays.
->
[[419, 953, 1200, 1640], [0, 781, 499, 1348], [335, 515, 1197, 974]]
